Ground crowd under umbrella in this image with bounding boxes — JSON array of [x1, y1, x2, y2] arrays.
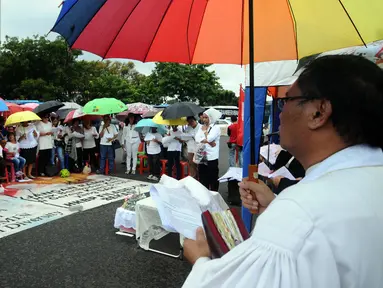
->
[[33, 100, 65, 116], [161, 102, 204, 120], [83, 98, 126, 115]]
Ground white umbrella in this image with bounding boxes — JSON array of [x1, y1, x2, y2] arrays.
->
[[59, 102, 82, 110]]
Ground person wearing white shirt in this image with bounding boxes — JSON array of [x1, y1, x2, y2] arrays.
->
[[98, 115, 118, 175], [4, 133, 26, 178], [185, 117, 200, 178], [51, 117, 65, 170], [36, 115, 53, 176], [195, 108, 221, 191], [146, 128, 162, 181], [82, 119, 99, 170], [183, 55, 383, 288], [16, 122, 39, 179], [65, 119, 85, 172], [165, 126, 183, 179], [122, 114, 140, 175]]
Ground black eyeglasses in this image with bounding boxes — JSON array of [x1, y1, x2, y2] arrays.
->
[[277, 96, 321, 110]]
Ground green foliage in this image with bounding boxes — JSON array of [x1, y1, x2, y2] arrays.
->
[[0, 35, 237, 106]]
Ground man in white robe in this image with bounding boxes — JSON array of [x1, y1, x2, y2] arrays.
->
[[182, 55, 383, 288]]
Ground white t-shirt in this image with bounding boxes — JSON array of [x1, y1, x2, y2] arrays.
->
[[122, 124, 140, 144], [83, 127, 99, 149], [16, 124, 39, 149], [185, 123, 201, 153], [5, 142, 20, 158], [167, 129, 182, 152], [100, 124, 118, 146], [36, 121, 53, 150], [146, 132, 162, 155]]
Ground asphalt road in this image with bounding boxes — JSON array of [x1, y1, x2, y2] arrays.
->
[[0, 136, 232, 288]]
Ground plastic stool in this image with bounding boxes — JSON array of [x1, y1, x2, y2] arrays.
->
[[180, 161, 190, 179], [138, 155, 149, 175], [160, 159, 168, 176], [105, 159, 117, 175], [5, 162, 16, 182]]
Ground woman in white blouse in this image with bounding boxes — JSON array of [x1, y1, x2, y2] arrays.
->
[[82, 119, 99, 170], [16, 121, 39, 179], [122, 114, 140, 174], [65, 119, 85, 172], [36, 114, 53, 176]]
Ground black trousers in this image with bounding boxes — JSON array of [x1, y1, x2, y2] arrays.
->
[[167, 151, 181, 179], [0, 157, 5, 177], [69, 148, 83, 172], [148, 153, 160, 177], [198, 159, 219, 191], [83, 147, 97, 170], [38, 149, 52, 175]]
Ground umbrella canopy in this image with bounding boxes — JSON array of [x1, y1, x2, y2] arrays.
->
[[20, 103, 39, 111], [52, 0, 383, 64], [135, 119, 167, 135], [64, 108, 101, 123], [142, 109, 163, 119], [5, 102, 23, 114], [0, 99, 9, 112], [161, 102, 204, 120], [33, 101, 64, 116], [126, 102, 153, 115], [83, 98, 127, 115], [153, 111, 187, 126], [5, 111, 41, 127], [59, 102, 82, 110], [56, 108, 76, 120]]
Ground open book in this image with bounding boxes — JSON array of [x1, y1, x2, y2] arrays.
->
[[202, 208, 250, 258]]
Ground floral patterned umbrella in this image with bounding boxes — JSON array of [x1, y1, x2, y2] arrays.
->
[[126, 103, 153, 115]]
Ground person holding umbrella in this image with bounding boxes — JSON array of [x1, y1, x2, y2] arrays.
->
[[36, 114, 53, 176], [97, 115, 118, 175]]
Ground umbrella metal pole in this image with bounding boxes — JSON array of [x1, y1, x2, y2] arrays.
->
[[247, 0, 259, 214]]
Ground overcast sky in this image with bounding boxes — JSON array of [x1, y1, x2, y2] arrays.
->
[[1, 0, 245, 95]]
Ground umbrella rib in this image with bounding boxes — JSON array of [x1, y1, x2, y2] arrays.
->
[[189, 0, 209, 64], [143, 0, 174, 63], [50, 0, 80, 32], [102, 0, 143, 59], [286, 0, 299, 60], [337, 0, 367, 47]]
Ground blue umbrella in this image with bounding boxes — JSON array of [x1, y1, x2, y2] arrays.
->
[[135, 119, 167, 135], [0, 99, 9, 112]]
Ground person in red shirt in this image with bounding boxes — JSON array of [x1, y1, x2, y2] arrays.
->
[[227, 116, 238, 167]]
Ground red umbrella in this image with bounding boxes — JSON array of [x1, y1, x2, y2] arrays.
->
[[4, 103, 23, 117], [20, 103, 39, 111]]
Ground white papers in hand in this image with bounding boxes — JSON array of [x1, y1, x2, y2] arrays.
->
[[180, 135, 194, 141], [144, 133, 155, 141], [260, 144, 282, 165], [218, 167, 242, 182], [268, 166, 296, 180], [258, 162, 272, 177], [150, 185, 203, 239]]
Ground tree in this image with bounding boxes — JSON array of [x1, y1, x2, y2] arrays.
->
[[149, 63, 225, 105]]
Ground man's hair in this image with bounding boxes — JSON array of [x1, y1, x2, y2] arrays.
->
[[198, 112, 204, 117], [231, 115, 238, 122], [187, 116, 196, 121], [297, 55, 383, 149]]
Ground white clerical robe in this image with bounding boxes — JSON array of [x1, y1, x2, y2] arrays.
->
[[183, 145, 383, 288]]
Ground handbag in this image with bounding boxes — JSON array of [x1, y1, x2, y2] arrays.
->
[[112, 139, 121, 150], [54, 140, 65, 148]]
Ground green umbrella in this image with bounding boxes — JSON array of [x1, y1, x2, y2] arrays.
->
[[83, 98, 126, 115]]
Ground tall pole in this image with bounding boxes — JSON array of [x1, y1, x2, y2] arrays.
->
[[248, 0, 255, 165]]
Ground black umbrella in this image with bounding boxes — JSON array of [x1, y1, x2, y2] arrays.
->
[[56, 108, 76, 120], [161, 102, 204, 120], [33, 101, 65, 116]]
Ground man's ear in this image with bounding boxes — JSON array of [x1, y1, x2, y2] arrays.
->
[[308, 100, 332, 130]]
